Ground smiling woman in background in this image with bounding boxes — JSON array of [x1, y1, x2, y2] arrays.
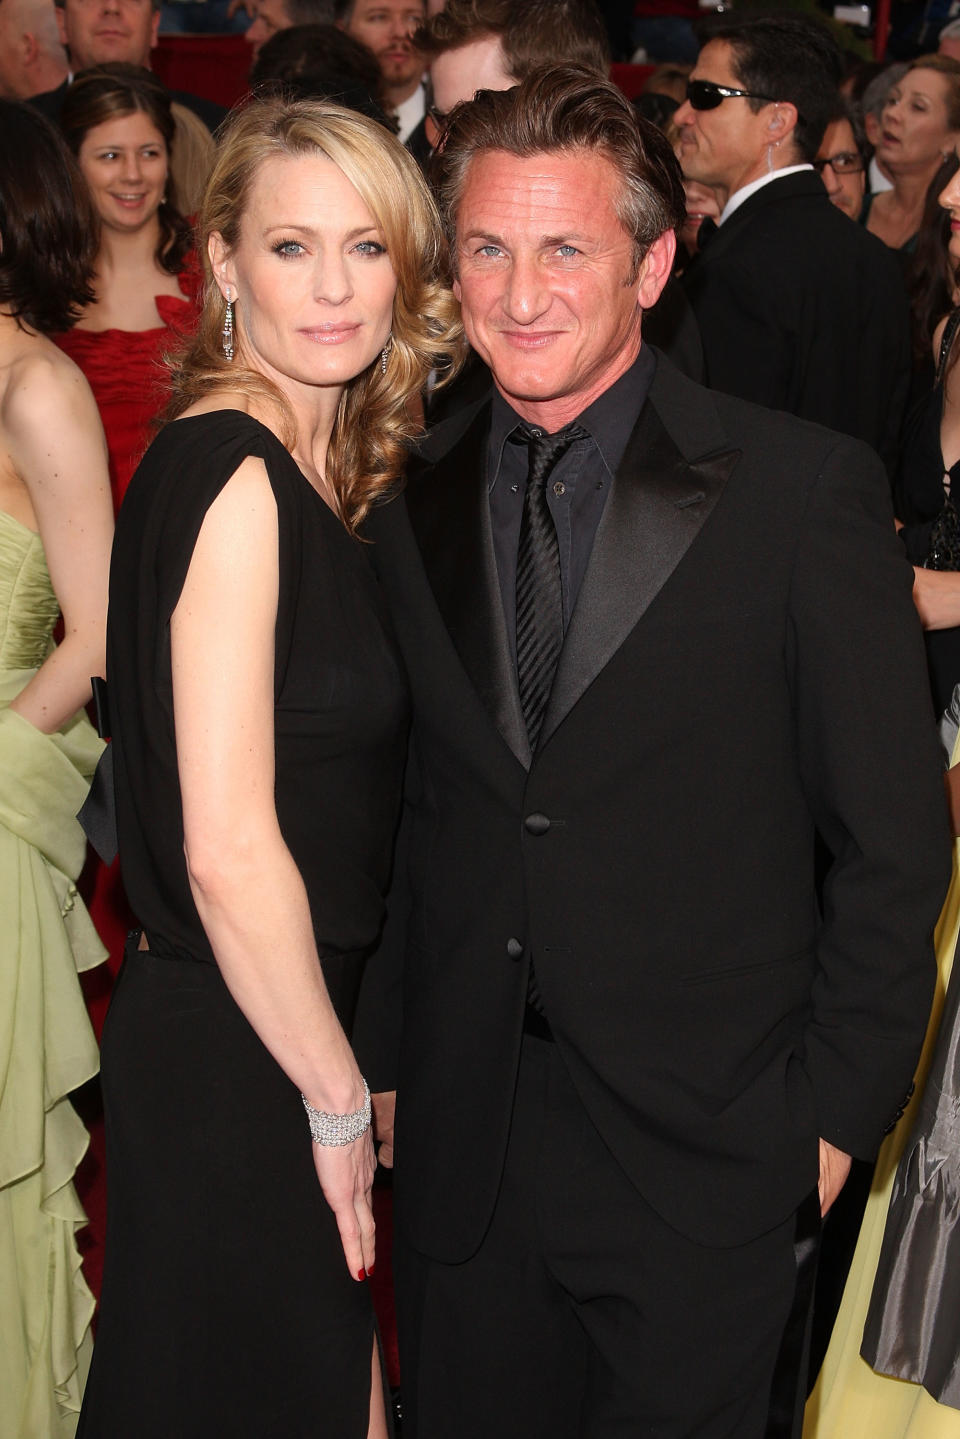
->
[[864, 55, 960, 252], [55, 64, 201, 513]]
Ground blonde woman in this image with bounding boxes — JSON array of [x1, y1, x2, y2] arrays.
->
[[77, 97, 461, 1438]]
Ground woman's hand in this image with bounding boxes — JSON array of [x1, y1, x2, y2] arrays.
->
[[912, 566, 960, 629], [312, 1128, 377, 1280]]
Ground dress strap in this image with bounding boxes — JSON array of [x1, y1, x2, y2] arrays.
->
[[936, 307, 960, 385]]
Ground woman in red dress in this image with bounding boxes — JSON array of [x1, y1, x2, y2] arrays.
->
[[55, 65, 202, 1029], [55, 64, 202, 514]]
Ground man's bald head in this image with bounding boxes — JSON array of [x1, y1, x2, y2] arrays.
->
[[0, 0, 68, 98]]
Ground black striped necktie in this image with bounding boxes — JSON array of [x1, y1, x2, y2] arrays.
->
[[515, 423, 588, 749]]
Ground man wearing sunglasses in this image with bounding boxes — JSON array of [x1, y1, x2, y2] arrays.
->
[[678, 14, 910, 475]]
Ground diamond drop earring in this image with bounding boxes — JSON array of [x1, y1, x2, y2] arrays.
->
[[380, 334, 393, 375], [222, 287, 235, 362]]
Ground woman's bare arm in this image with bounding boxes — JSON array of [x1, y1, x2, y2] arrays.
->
[[5, 352, 113, 732], [171, 457, 375, 1280]]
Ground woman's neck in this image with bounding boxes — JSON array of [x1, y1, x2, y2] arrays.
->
[[96, 218, 164, 278], [290, 395, 339, 500], [890, 162, 944, 216], [245, 350, 346, 503], [77, 217, 183, 331]]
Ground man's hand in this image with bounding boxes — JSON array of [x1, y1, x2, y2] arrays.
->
[[372, 1090, 396, 1169], [818, 1138, 852, 1217]]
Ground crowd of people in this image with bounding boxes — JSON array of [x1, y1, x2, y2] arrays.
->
[[6, 1, 960, 1436]]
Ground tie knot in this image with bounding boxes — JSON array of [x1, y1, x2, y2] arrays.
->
[[516, 423, 589, 487]]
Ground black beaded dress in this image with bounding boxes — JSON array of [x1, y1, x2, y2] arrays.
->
[[77, 410, 407, 1437], [895, 312, 960, 717]]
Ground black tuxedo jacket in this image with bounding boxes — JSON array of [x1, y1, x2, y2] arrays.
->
[[681, 170, 910, 473], [359, 354, 948, 1258]]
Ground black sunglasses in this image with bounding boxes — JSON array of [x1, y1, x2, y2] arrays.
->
[[685, 78, 779, 110]]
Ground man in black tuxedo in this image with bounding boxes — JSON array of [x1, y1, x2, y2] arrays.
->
[[677, 15, 910, 473], [358, 65, 949, 1439]]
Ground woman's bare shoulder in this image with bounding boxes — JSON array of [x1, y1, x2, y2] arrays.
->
[[0, 327, 95, 430]]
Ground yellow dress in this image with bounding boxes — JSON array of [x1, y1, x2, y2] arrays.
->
[[0, 511, 106, 1439], [804, 778, 960, 1439]]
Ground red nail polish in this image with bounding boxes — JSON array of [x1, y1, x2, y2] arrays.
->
[[358, 1267, 366, 1281], [367, 1263, 376, 1278]]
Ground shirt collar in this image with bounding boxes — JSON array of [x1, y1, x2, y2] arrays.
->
[[488, 344, 656, 490], [719, 163, 814, 225]]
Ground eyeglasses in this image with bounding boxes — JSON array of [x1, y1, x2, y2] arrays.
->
[[812, 150, 865, 175], [426, 102, 450, 133], [685, 78, 779, 110]]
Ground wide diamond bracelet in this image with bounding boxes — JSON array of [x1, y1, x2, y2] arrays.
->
[[301, 1079, 371, 1147]]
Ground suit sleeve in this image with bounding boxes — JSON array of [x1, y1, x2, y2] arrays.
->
[[787, 435, 951, 1158], [351, 788, 410, 1092]]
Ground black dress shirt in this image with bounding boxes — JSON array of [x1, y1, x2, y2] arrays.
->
[[487, 345, 655, 667]]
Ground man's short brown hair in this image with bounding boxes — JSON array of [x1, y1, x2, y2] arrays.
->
[[416, 0, 610, 79], [436, 64, 685, 279]]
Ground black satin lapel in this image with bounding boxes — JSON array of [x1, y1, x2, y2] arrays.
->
[[540, 403, 740, 748], [406, 413, 530, 767]]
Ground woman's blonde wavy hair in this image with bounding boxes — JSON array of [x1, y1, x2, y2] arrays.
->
[[166, 95, 464, 532]]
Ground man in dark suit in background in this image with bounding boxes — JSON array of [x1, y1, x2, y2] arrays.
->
[[30, 0, 225, 130], [678, 15, 910, 472], [358, 65, 949, 1439]]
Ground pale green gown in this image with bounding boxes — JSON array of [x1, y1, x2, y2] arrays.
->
[[804, 740, 960, 1439], [0, 510, 106, 1439]]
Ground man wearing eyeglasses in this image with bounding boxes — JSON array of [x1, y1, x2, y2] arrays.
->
[[815, 100, 869, 222], [677, 14, 910, 474]]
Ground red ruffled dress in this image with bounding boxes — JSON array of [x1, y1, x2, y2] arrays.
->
[[55, 261, 201, 514]]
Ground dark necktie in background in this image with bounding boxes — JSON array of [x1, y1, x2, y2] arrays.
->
[[515, 423, 588, 749], [696, 216, 719, 250]]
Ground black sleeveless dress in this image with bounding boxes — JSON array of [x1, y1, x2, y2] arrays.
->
[[78, 411, 408, 1437]]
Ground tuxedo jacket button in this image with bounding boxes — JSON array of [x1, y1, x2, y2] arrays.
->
[[524, 812, 550, 836], [506, 938, 524, 960]]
